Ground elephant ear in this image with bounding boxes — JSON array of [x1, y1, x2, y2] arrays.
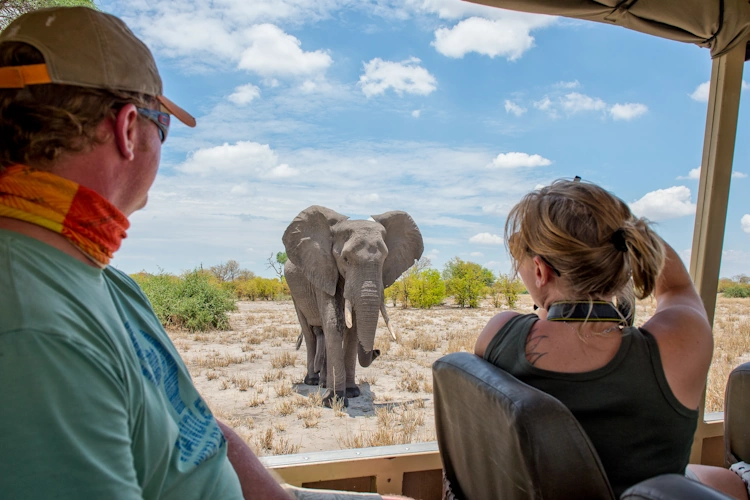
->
[[371, 211, 424, 289], [283, 206, 349, 296]]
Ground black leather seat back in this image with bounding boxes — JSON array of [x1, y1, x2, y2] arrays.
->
[[725, 361, 750, 465], [433, 352, 615, 500]]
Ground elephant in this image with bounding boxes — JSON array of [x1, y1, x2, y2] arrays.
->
[[283, 205, 424, 408]]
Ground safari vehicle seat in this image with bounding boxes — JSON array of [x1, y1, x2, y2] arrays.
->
[[725, 361, 750, 468], [432, 352, 732, 500]]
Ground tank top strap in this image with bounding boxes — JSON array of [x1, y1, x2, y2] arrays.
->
[[628, 326, 698, 417], [482, 313, 540, 371]]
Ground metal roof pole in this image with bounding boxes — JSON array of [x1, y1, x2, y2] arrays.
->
[[688, 40, 745, 464]]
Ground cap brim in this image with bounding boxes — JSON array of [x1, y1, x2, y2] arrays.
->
[[156, 95, 196, 128]]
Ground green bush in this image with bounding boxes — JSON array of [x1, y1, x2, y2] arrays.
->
[[723, 284, 750, 298], [492, 274, 526, 309], [443, 257, 494, 308], [132, 269, 237, 331]]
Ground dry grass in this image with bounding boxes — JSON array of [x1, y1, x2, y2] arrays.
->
[[275, 399, 296, 416], [252, 428, 301, 456], [337, 403, 428, 448], [274, 380, 293, 398], [398, 371, 426, 393], [270, 351, 297, 369], [247, 392, 265, 407], [262, 369, 285, 382], [169, 296, 749, 456], [444, 328, 477, 354], [358, 374, 378, 386], [403, 330, 440, 351]]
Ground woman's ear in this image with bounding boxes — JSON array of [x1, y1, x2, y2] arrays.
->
[[532, 255, 554, 287]]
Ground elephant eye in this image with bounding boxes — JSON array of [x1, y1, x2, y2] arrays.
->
[[343, 256, 348, 263]]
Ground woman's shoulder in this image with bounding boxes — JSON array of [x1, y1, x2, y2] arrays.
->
[[474, 311, 536, 358]]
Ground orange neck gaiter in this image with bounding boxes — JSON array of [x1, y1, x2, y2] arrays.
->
[[0, 165, 129, 266]]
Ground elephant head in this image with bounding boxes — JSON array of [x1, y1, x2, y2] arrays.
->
[[283, 206, 424, 363]]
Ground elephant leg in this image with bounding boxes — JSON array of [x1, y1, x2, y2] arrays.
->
[[343, 322, 360, 399], [293, 304, 319, 386], [319, 308, 347, 407], [322, 331, 347, 408], [312, 326, 326, 388]]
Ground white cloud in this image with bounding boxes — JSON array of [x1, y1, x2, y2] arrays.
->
[[554, 80, 580, 89], [690, 82, 710, 102], [690, 80, 750, 102], [119, 2, 341, 74], [411, 109, 421, 118], [504, 100, 527, 117], [678, 166, 748, 180], [470, 233, 504, 245], [432, 17, 535, 61], [630, 186, 696, 221], [470, 251, 484, 257], [266, 164, 299, 178], [238, 24, 332, 77], [176, 141, 285, 177], [230, 184, 249, 195], [560, 92, 606, 113], [490, 152, 551, 169], [359, 57, 437, 97], [228, 83, 261, 105], [677, 167, 702, 180], [742, 214, 750, 234], [534, 96, 553, 111], [610, 103, 648, 121]]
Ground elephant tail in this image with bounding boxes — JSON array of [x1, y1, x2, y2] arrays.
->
[[314, 331, 326, 374], [295, 332, 303, 350]]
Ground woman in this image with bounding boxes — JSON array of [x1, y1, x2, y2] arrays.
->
[[474, 179, 746, 498]]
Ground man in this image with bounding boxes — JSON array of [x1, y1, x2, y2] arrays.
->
[[0, 7, 401, 500]]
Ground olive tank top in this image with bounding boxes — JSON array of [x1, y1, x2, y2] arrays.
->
[[483, 313, 698, 497]]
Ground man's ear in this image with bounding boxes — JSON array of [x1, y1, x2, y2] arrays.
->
[[114, 104, 139, 161]]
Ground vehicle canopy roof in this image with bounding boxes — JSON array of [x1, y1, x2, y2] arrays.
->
[[468, 0, 750, 59]]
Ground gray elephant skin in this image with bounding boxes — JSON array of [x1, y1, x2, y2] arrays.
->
[[283, 205, 424, 407]]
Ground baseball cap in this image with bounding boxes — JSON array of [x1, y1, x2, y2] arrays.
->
[[0, 6, 195, 127]]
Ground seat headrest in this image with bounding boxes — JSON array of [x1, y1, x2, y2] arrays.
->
[[725, 361, 750, 465]]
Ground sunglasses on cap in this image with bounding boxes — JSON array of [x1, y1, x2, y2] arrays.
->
[[136, 107, 170, 143]]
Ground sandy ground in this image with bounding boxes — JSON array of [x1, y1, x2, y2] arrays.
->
[[165, 295, 749, 456]]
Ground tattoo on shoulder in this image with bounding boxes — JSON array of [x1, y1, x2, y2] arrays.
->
[[525, 333, 548, 366]]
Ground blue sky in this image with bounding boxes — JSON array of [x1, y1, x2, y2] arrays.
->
[[101, 0, 750, 280]]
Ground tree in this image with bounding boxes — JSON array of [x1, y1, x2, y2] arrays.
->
[[267, 251, 287, 280], [443, 257, 493, 308], [209, 260, 242, 282], [492, 274, 526, 309], [386, 257, 435, 309], [1, 0, 97, 31], [408, 268, 446, 309]]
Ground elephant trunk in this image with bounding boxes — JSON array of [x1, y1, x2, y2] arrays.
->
[[344, 266, 382, 366]]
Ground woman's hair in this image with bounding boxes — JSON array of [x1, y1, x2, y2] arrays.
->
[[505, 179, 665, 301], [0, 42, 154, 170]]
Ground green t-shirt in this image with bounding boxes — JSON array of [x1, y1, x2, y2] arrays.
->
[[0, 229, 244, 500]]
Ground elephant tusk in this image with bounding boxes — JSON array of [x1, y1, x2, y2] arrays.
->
[[380, 302, 400, 343], [345, 299, 353, 329]]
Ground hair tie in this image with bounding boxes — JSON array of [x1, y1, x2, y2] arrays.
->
[[611, 228, 628, 252]]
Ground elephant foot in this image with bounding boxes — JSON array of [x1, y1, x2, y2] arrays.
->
[[322, 389, 348, 408], [304, 374, 319, 386], [346, 386, 360, 398]]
